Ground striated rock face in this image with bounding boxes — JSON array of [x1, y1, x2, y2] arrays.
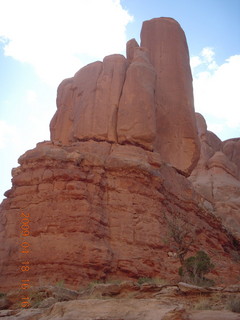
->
[[189, 113, 240, 237], [50, 17, 200, 175], [0, 18, 239, 292], [2, 282, 240, 319], [0, 140, 239, 290]]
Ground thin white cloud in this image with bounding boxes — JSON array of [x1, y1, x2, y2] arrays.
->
[[201, 47, 215, 63], [190, 56, 202, 69], [207, 61, 218, 71], [0, 0, 133, 86], [0, 120, 19, 149], [26, 90, 37, 105], [191, 48, 240, 138], [191, 47, 218, 71]]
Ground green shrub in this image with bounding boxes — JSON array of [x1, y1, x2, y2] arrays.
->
[[30, 292, 47, 308], [55, 280, 65, 288], [0, 292, 6, 298], [179, 251, 215, 287], [137, 277, 168, 285], [137, 277, 155, 285], [227, 297, 240, 313], [86, 280, 105, 289], [194, 298, 213, 310]]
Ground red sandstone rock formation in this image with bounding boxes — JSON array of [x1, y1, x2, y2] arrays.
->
[[50, 17, 200, 175], [0, 18, 239, 292], [0, 141, 239, 290], [189, 113, 240, 238]]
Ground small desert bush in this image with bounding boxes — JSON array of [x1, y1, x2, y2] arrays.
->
[[194, 298, 213, 310], [30, 291, 47, 308], [137, 277, 167, 285], [55, 280, 65, 288], [179, 251, 215, 287], [0, 292, 6, 298], [152, 278, 168, 285], [227, 296, 240, 313], [86, 280, 105, 290], [107, 279, 122, 285], [137, 277, 155, 285]]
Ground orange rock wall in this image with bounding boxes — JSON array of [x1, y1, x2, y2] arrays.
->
[[189, 113, 240, 237], [0, 141, 239, 290]]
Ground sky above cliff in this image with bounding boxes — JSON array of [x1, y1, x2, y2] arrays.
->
[[0, 0, 240, 201]]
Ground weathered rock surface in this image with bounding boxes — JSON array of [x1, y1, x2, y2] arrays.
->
[[50, 55, 128, 144], [189, 310, 240, 320], [223, 138, 240, 179], [2, 300, 240, 320], [126, 38, 139, 61], [189, 113, 240, 237], [1, 282, 240, 320], [0, 140, 239, 291], [0, 300, 185, 320]]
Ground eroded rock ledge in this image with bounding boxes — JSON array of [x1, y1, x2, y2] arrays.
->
[[1, 282, 240, 320]]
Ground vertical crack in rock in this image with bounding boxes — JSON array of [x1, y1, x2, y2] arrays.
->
[[72, 61, 103, 141], [50, 78, 75, 144], [94, 54, 128, 143], [117, 46, 157, 151]]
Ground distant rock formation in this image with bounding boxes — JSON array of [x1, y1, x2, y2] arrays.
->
[[0, 18, 239, 291]]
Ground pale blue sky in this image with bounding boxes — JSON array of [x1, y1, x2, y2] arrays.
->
[[0, 0, 240, 201]]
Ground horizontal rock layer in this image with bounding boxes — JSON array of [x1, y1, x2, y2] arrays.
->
[[2, 281, 240, 319], [0, 141, 239, 290]]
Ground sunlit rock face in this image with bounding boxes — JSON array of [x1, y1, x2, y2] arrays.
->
[[50, 17, 200, 175]]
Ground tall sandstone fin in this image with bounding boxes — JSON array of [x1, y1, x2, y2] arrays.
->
[[141, 18, 200, 174]]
